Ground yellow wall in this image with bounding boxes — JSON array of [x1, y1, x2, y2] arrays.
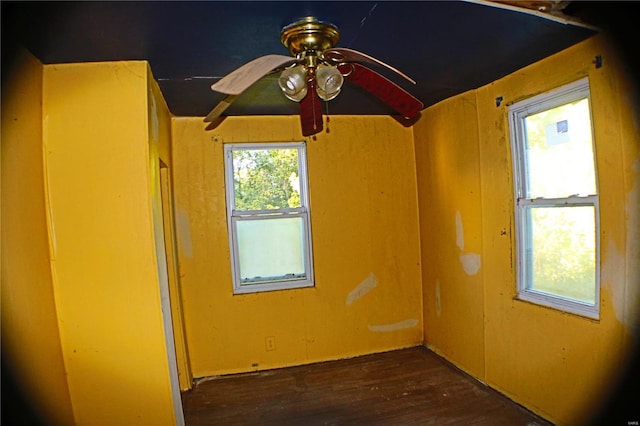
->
[[415, 34, 639, 425], [42, 61, 180, 425], [172, 115, 423, 377], [148, 73, 193, 391], [414, 90, 486, 380], [1, 49, 75, 426]]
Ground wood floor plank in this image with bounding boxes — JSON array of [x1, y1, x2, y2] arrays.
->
[[181, 346, 552, 425]]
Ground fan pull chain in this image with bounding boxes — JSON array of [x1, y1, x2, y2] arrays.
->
[[325, 101, 330, 134]]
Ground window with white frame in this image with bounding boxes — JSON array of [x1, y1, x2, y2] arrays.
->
[[224, 142, 314, 294], [509, 77, 600, 319]]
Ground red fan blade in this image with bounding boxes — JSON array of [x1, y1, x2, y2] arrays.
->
[[338, 63, 423, 119], [324, 47, 416, 84], [211, 54, 299, 95], [299, 78, 323, 136]]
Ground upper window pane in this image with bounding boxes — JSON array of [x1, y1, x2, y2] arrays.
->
[[523, 98, 596, 198], [232, 148, 301, 210]]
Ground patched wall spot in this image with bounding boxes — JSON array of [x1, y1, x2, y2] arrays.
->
[[456, 211, 464, 250], [368, 319, 419, 332], [460, 253, 481, 275], [346, 272, 378, 305]]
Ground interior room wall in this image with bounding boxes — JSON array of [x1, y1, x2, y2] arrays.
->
[[1, 48, 75, 426], [148, 73, 193, 392], [147, 67, 188, 419], [414, 90, 486, 381], [171, 115, 424, 377], [41, 60, 180, 425], [415, 33, 639, 425]]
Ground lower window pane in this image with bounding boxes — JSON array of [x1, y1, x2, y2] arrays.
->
[[525, 205, 596, 304], [236, 216, 306, 284]]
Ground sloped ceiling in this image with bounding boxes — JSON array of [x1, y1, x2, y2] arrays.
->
[[1, 1, 627, 118]]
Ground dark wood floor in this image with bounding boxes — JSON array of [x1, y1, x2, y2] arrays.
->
[[181, 346, 552, 425]]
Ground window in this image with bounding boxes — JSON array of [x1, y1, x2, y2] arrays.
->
[[509, 77, 600, 318], [224, 142, 314, 294]]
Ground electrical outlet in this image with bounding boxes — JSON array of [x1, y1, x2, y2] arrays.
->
[[265, 336, 276, 352]]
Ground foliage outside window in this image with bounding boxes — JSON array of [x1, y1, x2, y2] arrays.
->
[[509, 77, 600, 319], [224, 142, 314, 294]]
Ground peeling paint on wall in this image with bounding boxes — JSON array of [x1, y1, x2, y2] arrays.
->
[[346, 272, 378, 305], [455, 211, 482, 275], [460, 253, 482, 275], [176, 208, 193, 259], [456, 210, 465, 250], [368, 319, 419, 332]]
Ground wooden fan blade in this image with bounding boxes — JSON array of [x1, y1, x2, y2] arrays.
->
[[211, 54, 299, 95], [339, 63, 423, 119], [204, 95, 238, 123], [299, 78, 323, 136], [324, 47, 416, 84]]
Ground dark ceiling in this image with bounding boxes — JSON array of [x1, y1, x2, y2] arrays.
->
[[1, 1, 632, 118]]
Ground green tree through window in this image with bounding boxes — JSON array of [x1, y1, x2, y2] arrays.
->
[[233, 148, 301, 210]]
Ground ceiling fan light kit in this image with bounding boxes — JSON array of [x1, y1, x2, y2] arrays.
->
[[205, 16, 423, 136], [279, 66, 308, 101], [315, 64, 344, 101]]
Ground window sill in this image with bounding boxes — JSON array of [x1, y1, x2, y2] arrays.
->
[[515, 291, 600, 321]]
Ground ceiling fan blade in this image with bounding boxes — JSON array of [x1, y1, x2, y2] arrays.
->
[[339, 63, 423, 119], [299, 78, 323, 136], [324, 47, 416, 84], [203, 94, 238, 123], [211, 54, 299, 95]]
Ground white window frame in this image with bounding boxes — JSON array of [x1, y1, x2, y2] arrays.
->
[[509, 77, 600, 319], [224, 142, 314, 294]]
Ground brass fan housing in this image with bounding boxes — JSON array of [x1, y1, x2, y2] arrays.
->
[[280, 17, 340, 56]]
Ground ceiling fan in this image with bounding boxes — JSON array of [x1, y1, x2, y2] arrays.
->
[[203, 16, 424, 136]]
